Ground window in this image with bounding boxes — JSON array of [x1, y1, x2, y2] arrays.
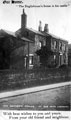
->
[[39, 42, 42, 48], [65, 46, 68, 52], [54, 55, 56, 60], [59, 42, 62, 50], [64, 44, 65, 51], [29, 54, 33, 66], [62, 43, 65, 51], [51, 39, 57, 50], [54, 41, 57, 49]]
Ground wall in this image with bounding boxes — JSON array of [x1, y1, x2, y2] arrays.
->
[[0, 36, 11, 69], [10, 37, 28, 69], [46, 36, 51, 50], [21, 28, 35, 41], [0, 67, 70, 92]]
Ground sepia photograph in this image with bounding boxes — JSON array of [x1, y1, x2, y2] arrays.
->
[[0, 0, 71, 118]]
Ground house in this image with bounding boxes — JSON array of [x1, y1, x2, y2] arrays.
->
[[0, 9, 68, 69], [15, 9, 68, 68], [15, 9, 46, 69], [68, 44, 71, 66], [0, 29, 16, 69], [0, 29, 33, 69], [41, 31, 68, 67]]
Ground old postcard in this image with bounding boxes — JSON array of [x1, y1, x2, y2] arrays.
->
[[0, 0, 71, 119]]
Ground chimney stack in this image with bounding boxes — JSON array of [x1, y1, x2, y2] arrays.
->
[[44, 24, 49, 33], [38, 21, 42, 32], [21, 9, 27, 28]]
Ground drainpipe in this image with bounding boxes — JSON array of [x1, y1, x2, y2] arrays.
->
[[28, 42, 29, 69]]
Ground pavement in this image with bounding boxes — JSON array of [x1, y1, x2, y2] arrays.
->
[[0, 81, 71, 99]]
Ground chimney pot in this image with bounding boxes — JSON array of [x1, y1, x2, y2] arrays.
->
[[44, 24, 49, 33], [23, 9, 25, 13], [38, 21, 42, 32]]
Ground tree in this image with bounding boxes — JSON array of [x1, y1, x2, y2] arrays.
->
[[36, 46, 54, 67]]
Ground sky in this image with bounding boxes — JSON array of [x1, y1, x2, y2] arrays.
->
[[0, 0, 71, 43]]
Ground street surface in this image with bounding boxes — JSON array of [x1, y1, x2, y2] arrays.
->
[[0, 85, 70, 110]]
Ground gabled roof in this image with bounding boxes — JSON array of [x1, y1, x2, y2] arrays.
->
[[15, 27, 45, 36], [0, 29, 16, 37], [49, 33, 68, 43], [25, 27, 45, 36], [42, 31, 68, 43], [0, 29, 33, 43], [16, 27, 68, 43]]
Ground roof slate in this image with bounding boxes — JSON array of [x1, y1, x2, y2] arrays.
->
[[0, 29, 16, 37], [0, 29, 33, 43], [15, 27, 45, 36]]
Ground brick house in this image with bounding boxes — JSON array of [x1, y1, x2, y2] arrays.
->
[[15, 27, 46, 69], [15, 9, 68, 68], [15, 10, 46, 69]]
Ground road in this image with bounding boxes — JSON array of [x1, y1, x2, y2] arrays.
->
[[0, 84, 70, 111]]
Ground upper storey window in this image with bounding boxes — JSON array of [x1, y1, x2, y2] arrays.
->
[[59, 42, 62, 51], [51, 39, 57, 50], [62, 43, 65, 51], [54, 41, 57, 49]]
